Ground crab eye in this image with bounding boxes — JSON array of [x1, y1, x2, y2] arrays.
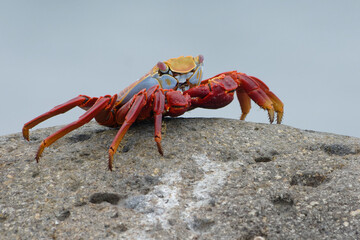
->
[[197, 54, 204, 64], [157, 61, 169, 73]]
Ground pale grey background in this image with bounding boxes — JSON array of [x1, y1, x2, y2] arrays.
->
[[1, 1, 359, 137]]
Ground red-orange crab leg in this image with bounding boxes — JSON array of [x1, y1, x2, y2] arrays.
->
[[108, 90, 147, 171], [235, 87, 252, 121], [35, 95, 117, 161], [22, 95, 98, 140], [108, 87, 166, 170], [153, 88, 165, 155]]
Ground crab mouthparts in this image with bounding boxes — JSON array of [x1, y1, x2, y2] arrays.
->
[[175, 72, 194, 91], [178, 82, 190, 91]]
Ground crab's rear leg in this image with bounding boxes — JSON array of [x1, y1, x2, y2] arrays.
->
[[22, 95, 98, 140], [35, 95, 118, 161]]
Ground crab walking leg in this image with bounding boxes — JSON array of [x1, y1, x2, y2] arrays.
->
[[35, 97, 114, 161], [108, 91, 147, 171], [236, 88, 251, 121], [249, 76, 284, 123], [152, 89, 165, 155], [22, 95, 97, 140]]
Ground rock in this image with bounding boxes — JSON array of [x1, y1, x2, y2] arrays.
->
[[0, 118, 360, 239]]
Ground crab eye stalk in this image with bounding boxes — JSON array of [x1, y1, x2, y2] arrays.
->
[[195, 54, 204, 64], [198, 54, 204, 64], [157, 61, 169, 73]]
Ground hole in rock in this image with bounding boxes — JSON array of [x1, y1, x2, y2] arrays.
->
[[89, 192, 122, 205]]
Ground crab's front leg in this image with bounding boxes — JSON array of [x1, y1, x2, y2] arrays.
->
[[184, 72, 283, 124], [234, 72, 284, 123], [184, 75, 238, 110]]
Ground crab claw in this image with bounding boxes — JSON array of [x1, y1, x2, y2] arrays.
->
[[235, 73, 283, 124], [268, 108, 275, 124]]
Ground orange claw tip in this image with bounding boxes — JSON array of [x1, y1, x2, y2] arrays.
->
[[35, 141, 46, 162], [22, 127, 29, 141], [277, 112, 284, 124], [35, 149, 42, 163], [108, 149, 115, 171], [156, 142, 164, 156], [240, 113, 247, 121], [108, 156, 113, 171], [268, 108, 275, 124]]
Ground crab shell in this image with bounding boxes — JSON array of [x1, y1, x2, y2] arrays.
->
[[117, 55, 204, 105], [152, 55, 204, 88]]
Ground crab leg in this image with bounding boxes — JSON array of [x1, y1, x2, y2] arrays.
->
[[185, 72, 283, 124], [35, 96, 116, 161], [22, 95, 97, 140], [108, 91, 147, 170], [236, 88, 251, 121], [152, 88, 165, 155]]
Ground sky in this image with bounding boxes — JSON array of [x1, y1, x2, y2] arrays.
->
[[1, 1, 360, 138]]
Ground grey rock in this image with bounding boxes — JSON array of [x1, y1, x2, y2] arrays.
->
[[1, 118, 360, 239]]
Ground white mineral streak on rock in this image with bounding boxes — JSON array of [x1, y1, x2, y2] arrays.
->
[[125, 170, 183, 239], [192, 154, 230, 202], [181, 154, 232, 231], [128, 154, 232, 236]]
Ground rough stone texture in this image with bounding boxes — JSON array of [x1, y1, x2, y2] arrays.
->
[[1, 118, 360, 240]]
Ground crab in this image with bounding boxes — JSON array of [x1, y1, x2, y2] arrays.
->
[[23, 55, 284, 170]]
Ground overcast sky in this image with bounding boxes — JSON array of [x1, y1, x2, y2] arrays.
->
[[1, 1, 360, 138]]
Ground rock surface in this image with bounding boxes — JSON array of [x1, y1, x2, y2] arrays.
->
[[1, 118, 360, 239]]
